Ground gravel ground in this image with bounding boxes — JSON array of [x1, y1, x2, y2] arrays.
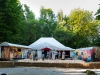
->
[[16, 59, 85, 63], [0, 67, 100, 75], [0, 59, 100, 75]]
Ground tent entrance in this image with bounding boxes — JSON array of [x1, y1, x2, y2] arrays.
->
[[44, 50, 47, 58], [65, 51, 70, 58], [42, 47, 51, 59], [59, 51, 70, 58]]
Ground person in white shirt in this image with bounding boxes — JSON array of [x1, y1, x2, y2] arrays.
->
[[52, 50, 56, 60], [58, 51, 61, 59], [62, 51, 65, 60], [42, 50, 44, 60]]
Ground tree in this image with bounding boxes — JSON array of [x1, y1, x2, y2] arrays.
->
[[56, 10, 67, 30], [0, 0, 24, 43], [20, 4, 37, 45], [39, 6, 57, 37], [54, 29, 74, 48], [95, 8, 100, 20], [68, 8, 98, 48], [93, 7, 100, 46]]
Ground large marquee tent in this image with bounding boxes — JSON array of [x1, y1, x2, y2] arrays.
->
[[29, 37, 74, 50], [29, 37, 74, 59]]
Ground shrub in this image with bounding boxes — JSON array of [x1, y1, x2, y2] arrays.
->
[[83, 70, 97, 75]]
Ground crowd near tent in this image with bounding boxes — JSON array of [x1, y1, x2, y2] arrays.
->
[[29, 37, 74, 59], [0, 38, 100, 62], [0, 42, 31, 60]]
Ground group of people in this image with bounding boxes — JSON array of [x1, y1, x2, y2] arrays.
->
[[42, 50, 66, 60], [55, 51, 66, 60], [42, 50, 52, 60], [32, 50, 66, 61]]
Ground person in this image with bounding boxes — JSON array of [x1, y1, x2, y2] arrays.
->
[[34, 50, 37, 61], [58, 51, 61, 59], [49, 51, 52, 59], [52, 50, 56, 60], [62, 51, 65, 60], [91, 53, 95, 62], [32, 51, 35, 60], [42, 50, 44, 60], [10, 51, 13, 60], [86, 56, 91, 62], [55, 51, 58, 59], [78, 55, 82, 60], [47, 51, 49, 59]]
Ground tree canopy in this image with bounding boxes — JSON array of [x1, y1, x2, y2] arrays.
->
[[0, 0, 100, 48]]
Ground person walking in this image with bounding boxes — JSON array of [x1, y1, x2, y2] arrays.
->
[[58, 51, 61, 59], [42, 50, 44, 60], [62, 51, 65, 60], [32, 51, 35, 60], [55, 51, 58, 59], [49, 51, 52, 59], [34, 50, 38, 61], [52, 50, 56, 60]]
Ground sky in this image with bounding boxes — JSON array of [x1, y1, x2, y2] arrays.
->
[[20, 0, 100, 18]]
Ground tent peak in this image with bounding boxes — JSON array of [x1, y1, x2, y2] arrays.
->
[[29, 37, 74, 50], [40, 37, 54, 38]]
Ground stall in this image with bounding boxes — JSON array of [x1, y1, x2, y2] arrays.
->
[[74, 47, 96, 61], [0, 42, 31, 60]]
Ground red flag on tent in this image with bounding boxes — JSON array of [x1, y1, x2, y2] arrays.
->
[[42, 47, 51, 50]]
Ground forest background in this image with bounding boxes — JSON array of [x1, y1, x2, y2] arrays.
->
[[0, 0, 100, 49]]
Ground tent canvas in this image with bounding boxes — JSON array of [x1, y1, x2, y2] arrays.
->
[[76, 47, 94, 51], [29, 37, 74, 50], [42, 47, 51, 50], [0, 42, 31, 49]]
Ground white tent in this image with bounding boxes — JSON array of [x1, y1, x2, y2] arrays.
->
[[29, 37, 74, 50], [0, 42, 31, 49], [29, 37, 75, 59], [76, 47, 94, 50]]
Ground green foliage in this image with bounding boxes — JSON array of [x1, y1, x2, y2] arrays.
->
[[0, 0, 100, 49], [94, 36, 100, 46], [94, 8, 100, 46], [39, 6, 57, 37], [84, 70, 97, 75], [95, 8, 100, 20], [54, 29, 74, 48], [19, 4, 37, 45], [68, 8, 98, 48], [0, 0, 24, 43], [56, 10, 67, 31]]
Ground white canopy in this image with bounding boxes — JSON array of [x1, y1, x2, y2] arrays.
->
[[76, 47, 94, 50], [29, 37, 74, 50], [0, 42, 31, 49]]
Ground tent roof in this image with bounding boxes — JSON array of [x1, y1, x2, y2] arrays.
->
[[29, 37, 74, 50], [0, 42, 31, 49], [76, 47, 94, 50]]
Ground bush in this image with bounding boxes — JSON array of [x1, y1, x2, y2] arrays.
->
[[83, 70, 97, 75]]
